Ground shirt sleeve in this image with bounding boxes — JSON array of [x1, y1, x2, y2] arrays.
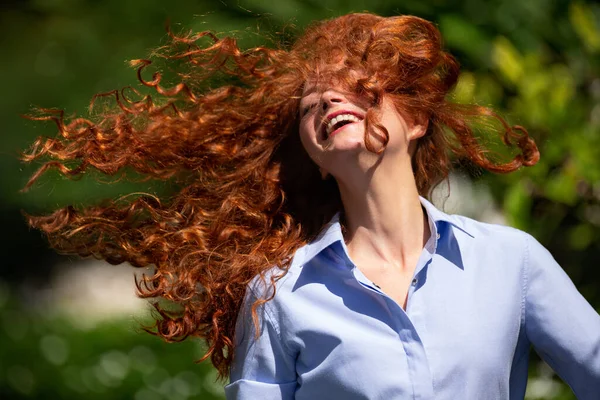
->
[[524, 233, 600, 399], [224, 286, 297, 400]]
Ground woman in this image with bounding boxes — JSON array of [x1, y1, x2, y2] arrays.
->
[[24, 12, 599, 400]]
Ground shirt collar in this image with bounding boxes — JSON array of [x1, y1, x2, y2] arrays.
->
[[419, 196, 475, 239], [292, 196, 474, 269]]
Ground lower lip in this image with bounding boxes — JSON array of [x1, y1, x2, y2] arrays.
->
[[328, 121, 359, 139]]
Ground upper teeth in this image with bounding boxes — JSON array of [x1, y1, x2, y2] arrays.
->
[[326, 114, 360, 137]]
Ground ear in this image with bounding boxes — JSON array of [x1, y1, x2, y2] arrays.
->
[[408, 113, 429, 141], [319, 167, 329, 180]]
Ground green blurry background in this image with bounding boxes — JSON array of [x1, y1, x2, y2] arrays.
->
[[1, 0, 599, 399]]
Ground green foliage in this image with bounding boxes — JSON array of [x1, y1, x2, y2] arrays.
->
[[0, 281, 225, 400]]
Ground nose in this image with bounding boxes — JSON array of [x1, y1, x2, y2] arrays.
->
[[320, 90, 346, 111]]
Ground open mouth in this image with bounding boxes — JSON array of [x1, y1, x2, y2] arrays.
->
[[322, 112, 364, 140]]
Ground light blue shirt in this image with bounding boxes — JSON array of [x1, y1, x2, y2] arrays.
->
[[225, 197, 600, 399]]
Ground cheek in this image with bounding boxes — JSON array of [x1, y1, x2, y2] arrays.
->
[[383, 114, 404, 137], [379, 105, 411, 148], [298, 120, 324, 166], [298, 121, 310, 148], [298, 119, 316, 148]]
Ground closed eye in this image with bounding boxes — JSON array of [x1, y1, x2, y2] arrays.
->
[[302, 103, 317, 116]]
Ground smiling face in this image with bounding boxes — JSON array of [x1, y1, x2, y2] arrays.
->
[[298, 77, 426, 181], [299, 84, 368, 153]]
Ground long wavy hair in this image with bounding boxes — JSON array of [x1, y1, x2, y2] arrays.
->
[[22, 13, 539, 378]]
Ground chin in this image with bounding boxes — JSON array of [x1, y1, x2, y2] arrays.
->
[[324, 130, 367, 151], [325, 139, 364, 152]]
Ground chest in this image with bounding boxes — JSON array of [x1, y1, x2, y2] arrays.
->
[[283, 257, 524, 400], [360, 267, 414, 309]]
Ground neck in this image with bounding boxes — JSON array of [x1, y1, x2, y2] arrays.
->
[[337, 156, 430, 272]]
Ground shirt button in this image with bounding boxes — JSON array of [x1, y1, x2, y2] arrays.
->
[[411, 278, 418, 286], [436, 233, 441, 239]]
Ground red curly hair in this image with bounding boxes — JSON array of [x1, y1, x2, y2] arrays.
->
[[23, 13, 539, 378]]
